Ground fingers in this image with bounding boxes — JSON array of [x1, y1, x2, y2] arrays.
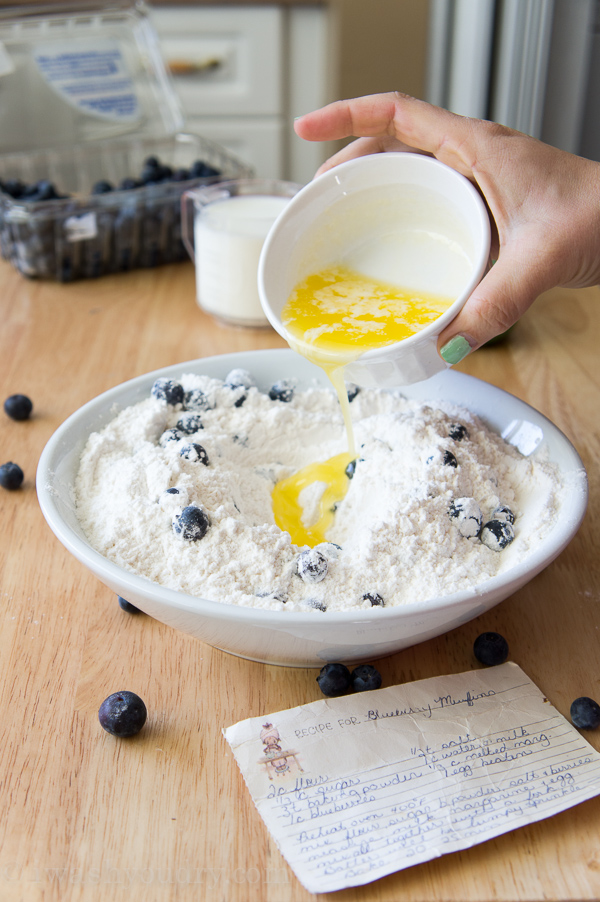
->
[[436, 250, 547, 362], [313, 136, 422, 177]]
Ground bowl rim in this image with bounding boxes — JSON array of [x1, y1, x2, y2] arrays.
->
[[36, 348, 588, 625], [257, 152, 492, 359]]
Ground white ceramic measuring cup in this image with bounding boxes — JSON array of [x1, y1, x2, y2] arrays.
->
[[257, 153, 491, 386], [182, 178, 301, 327]]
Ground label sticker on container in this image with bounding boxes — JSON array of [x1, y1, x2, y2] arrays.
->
[[0, 41, 15, 77], [65, 212, 98, 242], [33, 39, 140, 122]]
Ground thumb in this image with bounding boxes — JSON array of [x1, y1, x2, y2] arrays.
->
[[436, 251, 546, 364]]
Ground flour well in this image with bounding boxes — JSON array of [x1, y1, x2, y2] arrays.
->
[[75, 371, 564, 612]]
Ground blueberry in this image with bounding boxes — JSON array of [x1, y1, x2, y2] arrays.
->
[[159, 486, 189, 512], [449, 497, 483, 538], [190, 159, 220, 179], [143, 155, 160, 170], [347, 383, 360, 402], [159, 428, 183, 447], [224, 368, 256, 390], [171, 168, 191, 182], [91, 179, 114, 195], [119, 177, 141, 190], [449, 423, 469, 441], [176, 412, 203, 434], [570, 696, 600, 730], [269, 380, 294, 403], [118, 596, 142, 614], [2, 178, 26, 198], [345, 459, 357, 479], [426, 449, 458, 467], [173, 505, 210, 541], [473, 631, 509, 666], [316, 663, 351, 697], [4, 394, 33, 420], [480, 519, 514, 551], [492, 504, 515, 524], [363, 592, 384, 607], [151, 378, 184, 406], [306, 599, 327, 612], [297, 548, 328, 583], [351, 664, 382, 692], [98, 691, 147, 737], [0, 462, 24, 490], [179, 443, 209, 465], [184, 388, 213, 411]]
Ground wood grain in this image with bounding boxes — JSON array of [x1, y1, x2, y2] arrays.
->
[[0, 258, 599, 901]]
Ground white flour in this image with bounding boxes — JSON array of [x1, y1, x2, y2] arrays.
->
[[75, 371, 564, 612]]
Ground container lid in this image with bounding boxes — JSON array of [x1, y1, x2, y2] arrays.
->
[[0, 0, 184, 154]]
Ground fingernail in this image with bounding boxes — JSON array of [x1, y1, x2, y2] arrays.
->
[[440, 334, 473, 365]]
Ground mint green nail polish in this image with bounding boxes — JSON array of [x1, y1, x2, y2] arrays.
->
[[440, 335, 472, 365]]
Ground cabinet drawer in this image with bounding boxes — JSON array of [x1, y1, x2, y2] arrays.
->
[[186, 116, 284, 180], [151, 7, 283, 117]]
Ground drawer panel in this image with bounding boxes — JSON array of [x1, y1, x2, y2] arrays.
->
[[151, 7, 283, 117], [186, 116, 284, 180]]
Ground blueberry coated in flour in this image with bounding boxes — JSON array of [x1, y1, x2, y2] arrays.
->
[[98, 691, 147, 737], [159, 428, 183, 447], [184, 388, 213, 411], [4, 394, 33, 420], [269, 380, 294, 403], [448, 497, 483, 538], [345, 459, 357, 479], [173, 505, 210, 541], [316, 663, 351, 697], [363, 592, 384, 607], [151, 378, 184, 406], [426, 449, 458, 467], [179, 443, 209, 465], [570, 697, 600, 730], [224, 368, 256, 390], [351, 665, 382, 692], [347, 384, 360, 402], [297, 548, 328, 583], [492, 504, 515, 524], [0, 462, 24, 490], [176, 412, 203, 434], [306, 599, 327, 612], [473, 631, 509, 666], [448, 423, 469, 441], [480, 518, 514, 551]]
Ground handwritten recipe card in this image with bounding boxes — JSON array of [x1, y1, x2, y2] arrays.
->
[[224, 663, 600, 894]]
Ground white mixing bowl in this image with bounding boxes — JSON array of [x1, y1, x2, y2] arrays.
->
[[37, 349, 587, 667]]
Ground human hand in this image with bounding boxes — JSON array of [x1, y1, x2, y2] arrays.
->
[[294, 92, 600, 361]]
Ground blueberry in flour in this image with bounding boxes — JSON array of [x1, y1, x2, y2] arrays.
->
[[449, 423, 469, 441], [316, 663, 351, 697], [0, 462, 24, 490], [306, 599, 327, 612], [347, 383, 360, 402], [480, 518, 514, 551], [151, 378, 184, 406], [173, 505, 210, 541], [224, 368, 256, 390], [179, 443, 209, 466], [449, 497, 483, 538], [351, 664, 382, 692], [269, 380, 294, 403], [159, 428, 183, 446], [4, 394, 33, 421], [345, 459, 357, 479], [176, 413, 203, 434], [297, 548, 328, 583], [184, 388, 213, 412], [363, 592, 385, 607], [492, 504, 515, 524], [570, 697, 600, 730], [426, 449, 458, 468]]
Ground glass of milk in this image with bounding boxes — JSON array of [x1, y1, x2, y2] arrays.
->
[[182, 179, 301, 327]]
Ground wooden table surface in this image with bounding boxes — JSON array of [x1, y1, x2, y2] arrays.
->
[[1, 258, 599, 901]]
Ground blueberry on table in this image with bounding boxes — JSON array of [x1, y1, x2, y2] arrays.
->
[[0, 462, 24, 490], [4, 394, 33, 420], [179, 443, 209, 465], [480, 519, 514, 551], [363, 592, 384, 607], [98, 691, 147, 737], [473, 631, 509, 666], [269, 380, 294, 403], [317, 663, 351, 697], [118, 596, 142, 614], [297, 548, 328, 583], [448, 423, 469, 441], [570, 696, 600, 730], [151, 378, 184, 406], [173, 505, 210, 541], [351, 664, 382, 692]]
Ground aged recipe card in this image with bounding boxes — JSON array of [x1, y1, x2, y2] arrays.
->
[[224, 663, 600, 894]]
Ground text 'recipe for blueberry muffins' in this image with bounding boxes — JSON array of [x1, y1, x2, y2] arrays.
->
[[74, 368, 564, 612]]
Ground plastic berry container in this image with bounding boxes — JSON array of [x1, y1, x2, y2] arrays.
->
[[0, 1, 252, 282]]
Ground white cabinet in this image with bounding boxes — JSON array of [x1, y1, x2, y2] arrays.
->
[[151, 4, 333, 183]]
